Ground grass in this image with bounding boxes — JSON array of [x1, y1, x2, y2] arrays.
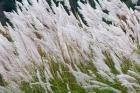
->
[[20, 56, 86, 93], [0, 74, 8, 86], [0, 42, 139, 93], [103, 51, 119, 75], [0, 1, 140, 92], [0, 44, 139, 93]]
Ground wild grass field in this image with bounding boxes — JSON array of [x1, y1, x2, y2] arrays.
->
[[0, 0, 140, 93]]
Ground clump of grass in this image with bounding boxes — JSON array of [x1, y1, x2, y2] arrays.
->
[[20, 63, 47, 93], [18, 49, 140, 93], [134, 63, 140, 73], [20, 81, 46, 93], [20, 56, 86, 93], [48, 56, 86, 93], [94, 72, 127, 93], [0, 74, 8, 86], [121, 57, 133, 74], [8, 51, 138, 93], [93, 87, 117, 93], [37, 45, 47, 59], [76, 61, 97, 76], [120, 56, 140, 74], [76, 59, 128, 93], [103, 51, 119, 75]]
